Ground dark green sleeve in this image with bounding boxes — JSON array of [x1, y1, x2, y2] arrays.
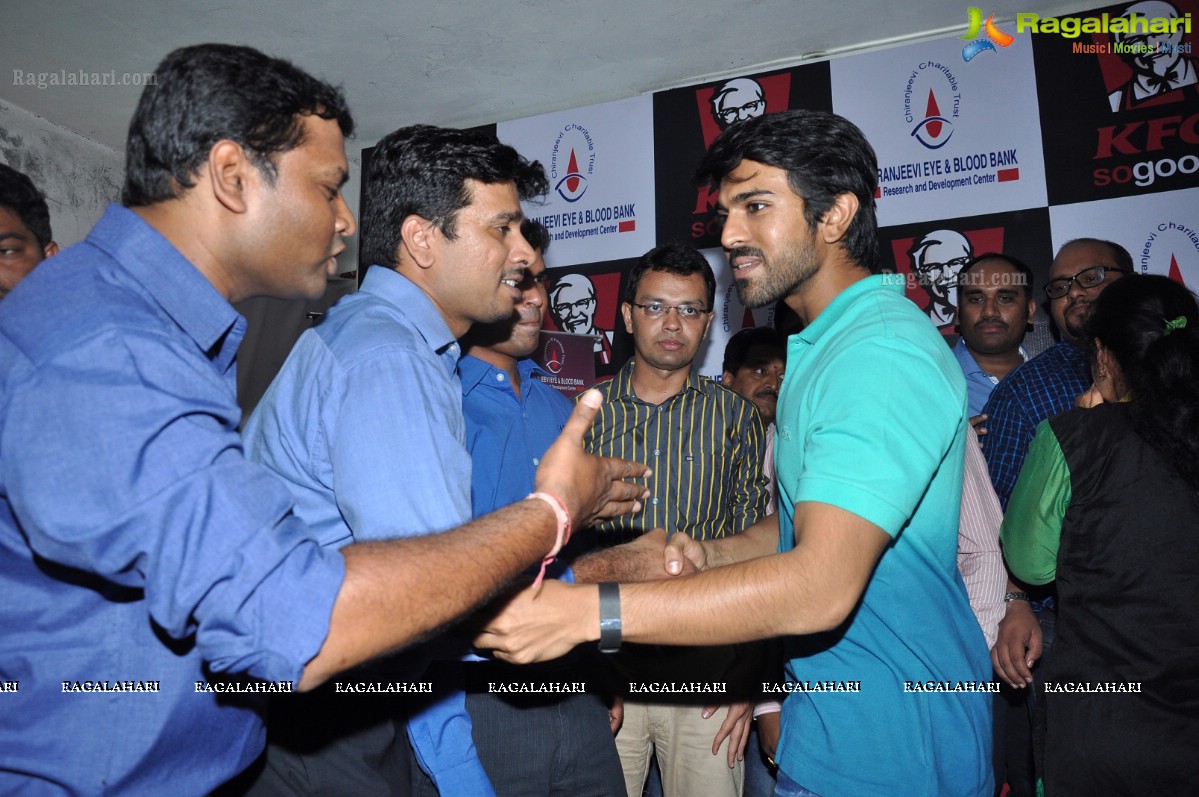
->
[[1000, 420, 1070, 585]]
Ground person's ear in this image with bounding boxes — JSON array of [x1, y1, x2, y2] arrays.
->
[[42, 241, 59, 259], [621, 301, 634, 334], [817, 192, 859, 245], [207, 140, 256, 214], [400, 215, 438, 270]]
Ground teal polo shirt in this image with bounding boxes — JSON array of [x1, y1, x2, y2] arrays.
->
[[773, 275, 992, 797]]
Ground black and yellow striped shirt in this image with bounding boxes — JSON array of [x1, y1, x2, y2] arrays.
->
[[582, 360, 768, 544]]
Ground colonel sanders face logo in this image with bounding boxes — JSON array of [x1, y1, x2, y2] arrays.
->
[[549, 273, 614, 364], [1107, 1, 1198, 112], [710, 78, 767, 130], [909, 229, 974, 328]]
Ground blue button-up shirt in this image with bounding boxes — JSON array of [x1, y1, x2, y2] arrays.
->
[[0, 205, 345, 795], [952, 338, 1027, 418], [243, 266, 491, 796]]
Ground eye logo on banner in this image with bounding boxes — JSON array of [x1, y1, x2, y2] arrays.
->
[[905, 61, 961, 149], [543, 337, 566, 374], [551, 124, 595, 203], [961, 7, 1015, 61]]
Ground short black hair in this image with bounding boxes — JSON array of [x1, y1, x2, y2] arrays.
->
[[0, 163, 52, 247], [694, 110, 880, 273], [521, 217, 551, 255], [722, 326, 785, 375], [1057, 237, 1134, 274], [360, 125, 548, 270], [122, 44, 354, 206], [624, 243, 716, 309], [955, 252, 1035, 303]]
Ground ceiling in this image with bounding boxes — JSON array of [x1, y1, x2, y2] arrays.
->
[[1, 0, 1093, 154]]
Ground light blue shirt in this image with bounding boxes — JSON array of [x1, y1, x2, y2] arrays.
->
[[774, 275, 992, 797], [952, 337, 1026, 417], [0, 205, 345, 795], [244, 265, 492, 796]]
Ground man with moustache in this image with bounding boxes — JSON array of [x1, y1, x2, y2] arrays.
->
[[721, 326, 785, 513], [242, 126, 645, 795], [952, 254, 1036, 419], [410, 218, 625, 797], [982, 239, 1132, 797], [0, 48, 646, 796], [477, 110, 992, 797], [581, 243, 767, 797], [981, 239, 1134, 508]]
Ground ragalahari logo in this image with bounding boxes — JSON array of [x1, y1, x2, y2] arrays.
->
[[961, 7, 1015, 61]]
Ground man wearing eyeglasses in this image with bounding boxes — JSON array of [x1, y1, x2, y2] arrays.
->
[[981, 237, 1133, 797], [579, 243, 768, 797]]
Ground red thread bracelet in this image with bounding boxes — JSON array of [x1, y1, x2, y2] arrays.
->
[[526, 491, 571, 589]]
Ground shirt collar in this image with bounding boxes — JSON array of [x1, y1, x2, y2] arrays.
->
[[610, 358, 705, 401], [359, 265, 459, 361], [88, 204, 242, 361], [796, 273, 892, 347], [459, 355, 548, 393]]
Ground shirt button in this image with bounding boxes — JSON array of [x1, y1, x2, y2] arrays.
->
[[533, 457, 540, 466], [653, 449, 660, 456], [656, 406, 663, 413], [651, 498, 659, 505], [496, 373, 505, 381]]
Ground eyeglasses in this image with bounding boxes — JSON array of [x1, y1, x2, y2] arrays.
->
[[716, 99, 764, 125], [632, 302, 710, 320], [1043, 265, 1132, 300], [553, 296, 595, 316]]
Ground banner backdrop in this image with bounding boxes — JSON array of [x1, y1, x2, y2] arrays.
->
[[360, 1, 1199, 392], [497, 96, 656, 267], [832, 27, 1048, 226]]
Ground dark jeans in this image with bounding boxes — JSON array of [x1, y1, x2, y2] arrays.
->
[[998, 606, 1056, 797]]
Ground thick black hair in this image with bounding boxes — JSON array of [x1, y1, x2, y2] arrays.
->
[[955, 252, 1035, 302], [0, 163, 52, 247], [1086, 274, 1199, 489], [722, 326, 785, 375], [521, 217, 551, 255], [360, 125, 547, 270], [624, 243, 716, 309], [122, 44, 354, 206], [694, 110, 880, 273]]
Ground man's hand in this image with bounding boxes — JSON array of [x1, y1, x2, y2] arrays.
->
[[703, 701, 752, 767], [608, 694, 624, 735], [663, 532, 707, 575], [535, 389, 650, 527], [757, 709, 781, 761], [992, 599, 1042, 688], [969, 413, 988, 440], [473, 579, 594, 664]]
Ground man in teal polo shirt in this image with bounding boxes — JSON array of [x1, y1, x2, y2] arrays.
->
[[477, 110, 992, 797]]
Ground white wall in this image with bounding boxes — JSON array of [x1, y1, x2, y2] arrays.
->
[[0, 99, 123, 247]]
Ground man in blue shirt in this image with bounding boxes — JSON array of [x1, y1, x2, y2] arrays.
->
[[0, 46, 645, 796], [478, 110, 993, 797], [951, 254, 1035, 419], [418, 219, 623, 796]]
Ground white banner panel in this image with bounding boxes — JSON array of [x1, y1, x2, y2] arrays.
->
[[831, 27, 1047, 226], [1049, 187, 1199, 287], [497, 96, 656, 267]]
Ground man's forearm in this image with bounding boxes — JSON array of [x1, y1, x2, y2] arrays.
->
[[299, 498, 556, 690]]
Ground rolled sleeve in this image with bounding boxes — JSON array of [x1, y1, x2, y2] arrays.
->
[[3, 332, 344, 683]]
